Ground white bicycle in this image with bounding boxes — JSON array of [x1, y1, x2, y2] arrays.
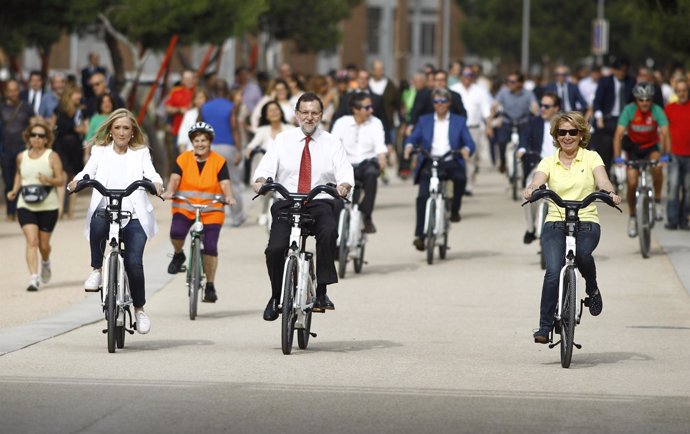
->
[[337, 181, 367, 278], [254, 179, 344, 355], [70, 176, 160, 353]]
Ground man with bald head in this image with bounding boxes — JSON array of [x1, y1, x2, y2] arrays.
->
[[84, 71, 124, 118]]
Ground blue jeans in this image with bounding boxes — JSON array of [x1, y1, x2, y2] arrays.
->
[[90, 212, 148, 308], [667, 155, 690, 227], [539, 222, 600, 330]]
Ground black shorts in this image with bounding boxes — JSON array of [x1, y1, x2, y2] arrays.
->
[[622, 137, 660, 160], [17, 208, 59, 232]]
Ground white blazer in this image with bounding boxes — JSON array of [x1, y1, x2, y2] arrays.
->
[[75, 144, 163, 240]]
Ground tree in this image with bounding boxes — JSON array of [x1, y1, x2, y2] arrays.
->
[[261, 0, 363, 52]]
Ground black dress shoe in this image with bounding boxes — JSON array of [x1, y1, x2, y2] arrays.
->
[[313, 294, 335, 312], [413, 237, 425, 251], [664, 223, 678, 230], [523, 230, 536, 244], [203, 284, 218, 303], [450, 212, 461, 223], [363, 220, 377, 234], [533, 328, 550, 344], [263, 298, 279, 321]]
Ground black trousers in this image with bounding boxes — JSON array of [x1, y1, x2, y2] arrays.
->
[[265, 200, 338, 299], [353, 159, 381, 220], [415, 160, 466, 237], [591, 116, 618, 176]]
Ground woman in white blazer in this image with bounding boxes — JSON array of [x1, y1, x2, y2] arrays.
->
[[70, 109, 163, 334]]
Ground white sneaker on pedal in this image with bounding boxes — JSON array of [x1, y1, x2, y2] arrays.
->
[[628, 217, 638, 238], [84, 269, 102, 290], [257, 213, 268, 226], [655, 202, 664, 221], [136, 311, 151, 334], [40, 260, 51, 284]]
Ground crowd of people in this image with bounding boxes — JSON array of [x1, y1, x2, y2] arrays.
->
[[2, 52, 689, 341]]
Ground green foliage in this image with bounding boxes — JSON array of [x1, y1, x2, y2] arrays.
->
[[104, 0, 268, 49], [262, 0, 363, 52], [456, 0, 690, 70]]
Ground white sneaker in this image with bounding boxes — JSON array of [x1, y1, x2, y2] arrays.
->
[[40, 260, 51, 284], [655, 202, 664, 222], [628, 217, 638, 238], [27, 275, 39, 292], [84, 269, 102, 290], [136, 311, 151, 334], [257, 213, 268, 226]]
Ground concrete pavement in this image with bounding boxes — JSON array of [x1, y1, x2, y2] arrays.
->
[[1, 167, 689, 433]]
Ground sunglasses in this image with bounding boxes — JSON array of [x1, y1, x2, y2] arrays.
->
[[540, 104, 554, 109], [557, 128, 579, 137], [357, 104, 373, 111], [30, 132, 47, 138], [637, 98, 651, 102], [432, 98, 448, 104]]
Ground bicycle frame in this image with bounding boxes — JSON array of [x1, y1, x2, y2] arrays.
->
[[632, 161, 656, 228], [280, 210, 315, 329], [422, 156, 449, 238], [555, 224, 581, 324]]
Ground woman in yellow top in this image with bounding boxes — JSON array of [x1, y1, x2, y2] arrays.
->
[[6, 119, 65, 291], [523, 112, 621, 344], [164, 122, 236, 303]]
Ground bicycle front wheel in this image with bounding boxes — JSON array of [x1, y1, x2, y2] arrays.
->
[[426, 200, 436, 265], [106, 253, 118, 354], [337, 210, 349, 278], [354, 240, 365, 274], [560, 266, 577, 368], [298, 258, 316, 349], [281, 257, 298, 355], [636, 191, 651, 258], [189, 239, 202, 320]]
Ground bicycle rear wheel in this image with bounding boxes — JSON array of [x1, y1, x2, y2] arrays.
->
[[337, 210, 349, 278], [636, 192, 651, 258], [354, 240, 365, 274], [511, 153, 519, 201], [298, 258, 316, 349], [281, 257, 298, 355], [106, 253, 118, 354], [560, 266, 577, 368], [189, 239, 202, 320], [426, 200, 436, 265]]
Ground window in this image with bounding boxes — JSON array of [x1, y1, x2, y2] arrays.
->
[[367, 7, 382, 54], [420, 22, 435, 56]]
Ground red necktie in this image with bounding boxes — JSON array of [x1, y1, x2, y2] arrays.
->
[[297, 135, 312, 193]]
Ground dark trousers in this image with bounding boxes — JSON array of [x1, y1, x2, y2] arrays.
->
[[539, 222, 600, 330], [1, 149, 20, 216], [90, 213, 148, 308], [415, 160, 466, 237], [667, 155, 690, 227], [591, 117, 618, 176], [265, 200, 338, 299], [353, 159, 380, 220]]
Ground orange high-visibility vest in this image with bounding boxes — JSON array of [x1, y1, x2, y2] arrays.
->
[[172, 151, 226, 225]]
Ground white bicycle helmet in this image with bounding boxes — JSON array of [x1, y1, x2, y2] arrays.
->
[[632, 82, 655, 100], [188, 121, 215, 140]]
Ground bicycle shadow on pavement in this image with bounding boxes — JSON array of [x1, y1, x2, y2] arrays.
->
[[195, 309, 259, 320], [123, 339, 215, 352], [291, 339, 403, 354], [448, 250, 500, 261], [542, 351, 653, 369], [353, 262, 421, 275]]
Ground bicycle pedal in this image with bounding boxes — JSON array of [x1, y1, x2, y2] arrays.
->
[[126, 328, 135, 335], [102, 329, 107, 334], [84, 288, 101, 293], [574, 343, 582, 349], [548, 340, 560, 349], [309, 332, 317, 338]]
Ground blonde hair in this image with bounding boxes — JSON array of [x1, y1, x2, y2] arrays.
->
[[22, 118, 55, 149], [550, 111, 591, 149], [90, 108, 147, 150], [58, 85, 82, 118]]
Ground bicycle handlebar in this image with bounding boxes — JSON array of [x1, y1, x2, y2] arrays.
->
[[171, 195, 228, 209], [523, 186, 622, 213], [70, 175, 162, 199], [410, 148, 459, 160], [626, 159, 659, 169], [253, 178, 345, 203]]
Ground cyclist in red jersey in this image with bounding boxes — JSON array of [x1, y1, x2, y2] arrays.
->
[[613, 82, 670, 237]]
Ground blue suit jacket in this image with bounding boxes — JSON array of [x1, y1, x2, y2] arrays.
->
[[406, 112, 475, 184], [544, 82, 588, 111], [592, 74, 636, 117]]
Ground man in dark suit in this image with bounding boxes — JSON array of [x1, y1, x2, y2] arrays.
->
[[517, 92, 561, 244], [81, 52, 108, 101], [19, 71, 44, 116], [592, 58, 636, 174], [544, 65, 588, 112], [407, 69, 466, 133], [404, 88, 475, 251], [332, 69, 390, 141]]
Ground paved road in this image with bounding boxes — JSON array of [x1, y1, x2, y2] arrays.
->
[[1, 168, 689, 433]]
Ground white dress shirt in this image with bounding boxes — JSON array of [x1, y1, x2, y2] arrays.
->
[[431, 113, 451, 157], [28, 89, 43, 115], [253, 127, 354, 197], [541, 121, 556, 158], [368, 77, 388, 96], [330, 115, 387, 164], [450, 82, 492, 127]]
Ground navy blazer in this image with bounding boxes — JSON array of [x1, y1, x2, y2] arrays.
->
[[544, 81, 588, 111], [406, 112, 475, 184], [409, 88, 467, 125], [519, 115, 549, 172], [592, 74, 636, 117]]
